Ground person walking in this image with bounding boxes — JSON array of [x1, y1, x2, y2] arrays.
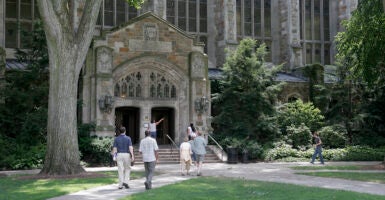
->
[[148, 118, 164, 139], [187, 123, 197, 140], [180, 137, 193, 176], [139, 130, 159, 190], [193, 131, 207, 176], [310, 131, 324, 164], [112, 126, 134, 189]]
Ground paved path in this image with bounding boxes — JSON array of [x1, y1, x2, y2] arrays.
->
[[2, 161, 385, 199]]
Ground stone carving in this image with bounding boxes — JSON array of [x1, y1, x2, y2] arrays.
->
[[191, 52, 205, 78], [144, 23, 158, 41], [96, 47, 112, 73]]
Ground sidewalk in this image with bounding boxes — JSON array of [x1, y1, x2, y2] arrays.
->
[[2, 161, 385, 200]]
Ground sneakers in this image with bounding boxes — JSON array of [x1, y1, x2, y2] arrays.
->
[[123, 183, 130, 189]]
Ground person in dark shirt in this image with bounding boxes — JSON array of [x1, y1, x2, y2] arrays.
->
[[112, 126, 135, 189], [310, 131, 324, 164]]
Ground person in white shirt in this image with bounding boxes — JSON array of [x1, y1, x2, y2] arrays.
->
[[139, 130, 159, 190], [180, 137, 193, 176], [148, 118, 164, 139]]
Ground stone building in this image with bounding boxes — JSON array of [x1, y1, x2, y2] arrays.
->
[[0, 0, 358, 143]]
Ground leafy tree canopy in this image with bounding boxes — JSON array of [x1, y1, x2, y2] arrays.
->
[[213, 38, 283, 143], [336, 0, 385, 87]]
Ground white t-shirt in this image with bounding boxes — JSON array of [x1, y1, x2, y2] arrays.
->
[[149, 123, 156, 132], [188, 126, 196, 138]]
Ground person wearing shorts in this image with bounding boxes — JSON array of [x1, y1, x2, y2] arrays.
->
[[193, 131, 207, 176]]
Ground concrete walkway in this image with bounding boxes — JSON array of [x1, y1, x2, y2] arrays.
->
[[2, 161, 385, 199]]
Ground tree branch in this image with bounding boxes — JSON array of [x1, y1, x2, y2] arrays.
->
[[75, 0, 102, 72]]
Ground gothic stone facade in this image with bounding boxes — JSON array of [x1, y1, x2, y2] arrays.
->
[[81, 13, 209, 144]]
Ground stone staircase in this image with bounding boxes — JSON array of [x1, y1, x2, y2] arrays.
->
[[132, 145, 223, 164]]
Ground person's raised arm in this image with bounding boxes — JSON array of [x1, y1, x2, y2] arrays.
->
[[156, 118, 164, 125]]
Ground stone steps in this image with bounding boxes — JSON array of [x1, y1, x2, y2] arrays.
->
[[132, 145, 222, 164]]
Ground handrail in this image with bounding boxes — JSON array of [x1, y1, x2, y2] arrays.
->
[[166, 134, 179, 151], [207, 133, 224, 160]]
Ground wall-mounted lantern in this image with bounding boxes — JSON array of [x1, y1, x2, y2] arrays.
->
[[194, 96, 209, 114], [99, 95, 114, 113]]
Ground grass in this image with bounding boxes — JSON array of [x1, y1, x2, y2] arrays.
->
[[0, 171, 143, 200], [121, 177, 385, 200], [291, 165, 364, 170], [296, 172, 385, 184]]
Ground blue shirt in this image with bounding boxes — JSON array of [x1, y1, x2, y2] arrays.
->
[[193, 136, 207, 155], [113, 134, 133, 153]]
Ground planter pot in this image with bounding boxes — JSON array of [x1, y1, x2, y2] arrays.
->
[[227, 147, 238, 164]]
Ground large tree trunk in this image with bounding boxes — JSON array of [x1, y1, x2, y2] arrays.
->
[[40, 53, 83, 175], [37, 0, 102, 175]]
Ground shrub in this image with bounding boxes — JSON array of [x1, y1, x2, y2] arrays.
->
[[264, 142, 300, 161], [80, 136, 114, 166], [286, 123, 312, 149], [276, 99, 324, 134], [319, 125, 347, 148]]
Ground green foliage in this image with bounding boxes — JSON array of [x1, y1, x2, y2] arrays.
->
[[213, 38, 283, 143], [0, 20, 48, 170], [286, 123, 312, 149], [264, 144, 385, 162], [276, 99, 324, 134], [336, 0, 385, 87], [79, 125, 114, 166], [0, 135, 46, 170], [335, 0, 385, 146], [319, 125, 348, 148]]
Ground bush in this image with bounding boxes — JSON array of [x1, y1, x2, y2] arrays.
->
[[80, 136, 114, 166], [264, 143, 385, 162], [276, 99, 324, 134], [286, 123, 312, 149], [319, 125, 347, 148], [264, 142, 300, 161]]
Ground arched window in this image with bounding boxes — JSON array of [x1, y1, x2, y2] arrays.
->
[[149, 71, 177, 100], [115, 71, 143, 99]]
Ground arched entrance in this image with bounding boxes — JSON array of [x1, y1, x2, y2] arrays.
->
[[151, 107, 175, 144], [115, 107, 140, 144]]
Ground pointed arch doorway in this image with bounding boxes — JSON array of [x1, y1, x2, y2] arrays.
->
[[115, 107, 140, 144], [151, 107, 175, 144]]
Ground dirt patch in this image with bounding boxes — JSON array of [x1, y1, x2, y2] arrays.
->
[[17, 172, 108, 180], [361, 164, 385, 170]]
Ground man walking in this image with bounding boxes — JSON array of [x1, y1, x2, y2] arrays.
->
[[139, 130, 159, 190], [112, 126, 134, 189], [193, 131, 207, 176], [310, 131, 324, 164]]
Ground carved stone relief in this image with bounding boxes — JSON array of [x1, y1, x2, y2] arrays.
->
[[96, 47, 113, 73], [190, 52, 205, 78]]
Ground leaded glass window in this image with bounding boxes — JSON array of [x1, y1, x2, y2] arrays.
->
[[166, 0, 208, 53], [115, 72, 143, 98], [97, 0, 138, 27], [236, 0, 272, 61], [149, 72, 177, 100], [5, 0, 39, 48], [300, 0, 331, 65]]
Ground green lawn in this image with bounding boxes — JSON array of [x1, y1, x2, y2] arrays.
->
[[291, 165, 364, 170], [121, 177, 385, 200], [0, 171, 143, 200], [296, 172, 385, 184]]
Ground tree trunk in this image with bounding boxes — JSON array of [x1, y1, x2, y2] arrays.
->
[[40, 51, 84, 175], [36, 0, 103, 175]]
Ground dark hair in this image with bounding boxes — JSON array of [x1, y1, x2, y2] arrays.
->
[[190, 123, 196, 132], [120, 126, 126, 134], [145, 130, 150, 137]]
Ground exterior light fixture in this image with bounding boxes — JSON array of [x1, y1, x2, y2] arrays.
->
[[99, 95, 114, 113]]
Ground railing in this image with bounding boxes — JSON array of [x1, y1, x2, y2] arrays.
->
[[166, 134, 179, 155], [207, 133, 225, 161]]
